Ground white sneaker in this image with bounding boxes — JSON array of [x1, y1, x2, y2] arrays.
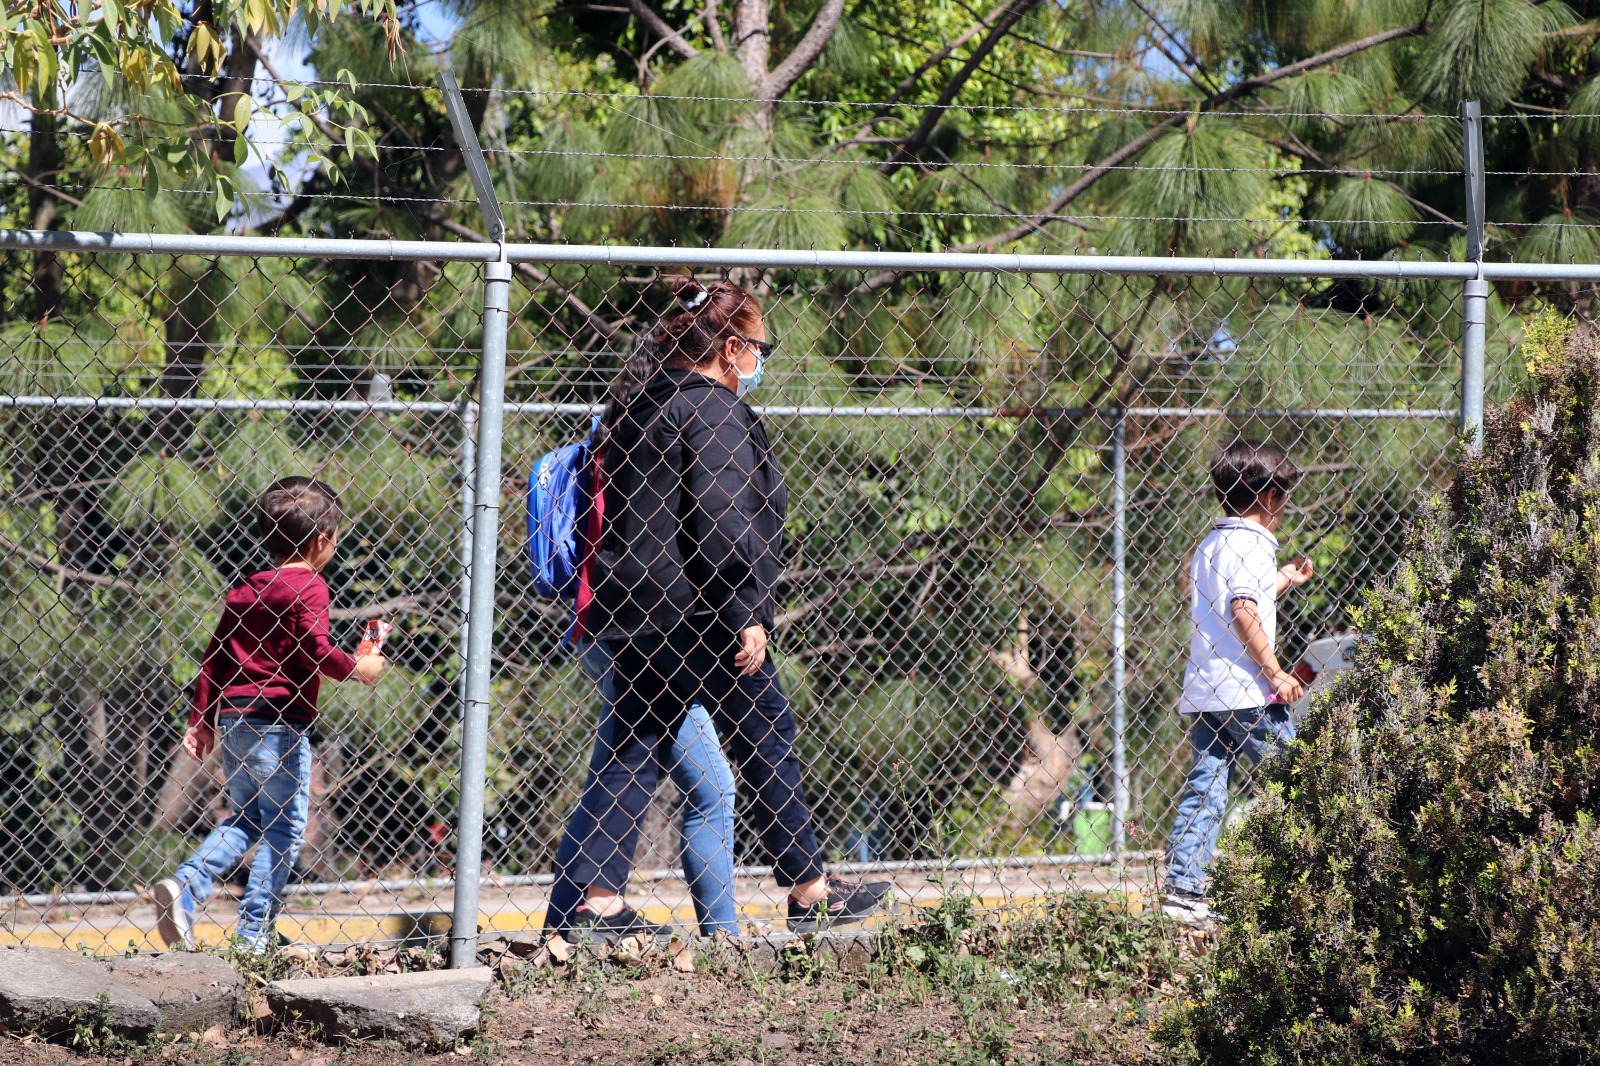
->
[[1161, 889, 1213, 924], [152, 878, 193, 949]]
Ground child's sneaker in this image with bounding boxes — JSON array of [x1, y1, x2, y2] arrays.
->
[[1161, 888, 1213, 924], [151, 878, 192, 949], [787, 879, 890, 933]]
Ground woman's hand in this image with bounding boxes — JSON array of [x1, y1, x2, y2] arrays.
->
[[734, 625, 768, 675]]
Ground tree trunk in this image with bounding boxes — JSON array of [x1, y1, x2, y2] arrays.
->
[[63, 658, 174, 892], [151, 739, 220, 833], [154, 258, 226, 451], [27, 104, 61, 321], [732, 0, 770, 94], [1002, 717, 1081, 818]]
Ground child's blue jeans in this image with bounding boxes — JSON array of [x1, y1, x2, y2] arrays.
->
[[1164, 705, 1294, 896], [172, 715, 312, 949], [547, 641, 739, 937]]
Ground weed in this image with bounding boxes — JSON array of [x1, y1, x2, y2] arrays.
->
[[782, 937, 824, 984], [881, 887, 1176, 1010], [218, 938, 293, 988], [67, 991, 151, 1057], [645, 1035, 696, 1063]]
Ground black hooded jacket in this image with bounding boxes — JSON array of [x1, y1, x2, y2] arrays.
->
[[587, 367, 787, 642]]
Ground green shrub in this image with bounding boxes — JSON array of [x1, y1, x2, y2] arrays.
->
[[1160, 320, 1600, 1063]]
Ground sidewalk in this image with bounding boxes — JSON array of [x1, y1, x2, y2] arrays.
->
[[2, 860, 1157, 954]]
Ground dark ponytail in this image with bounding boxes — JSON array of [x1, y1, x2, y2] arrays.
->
[[595, 331, 665, 456], [595, 275, 764, 457]]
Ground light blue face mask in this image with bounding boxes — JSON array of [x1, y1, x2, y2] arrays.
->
[[735, 350, 766, 398]]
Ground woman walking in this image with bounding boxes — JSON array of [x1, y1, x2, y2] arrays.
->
[[555, 276, 886, 940]]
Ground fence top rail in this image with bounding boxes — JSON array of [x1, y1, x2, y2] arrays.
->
[[4, 227, 1600, 282]]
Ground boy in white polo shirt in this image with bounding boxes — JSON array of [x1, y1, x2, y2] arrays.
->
[[1163, 439, 1314, 920]]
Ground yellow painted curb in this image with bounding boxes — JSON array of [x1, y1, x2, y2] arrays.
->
[[1, 887, 1144, 954]]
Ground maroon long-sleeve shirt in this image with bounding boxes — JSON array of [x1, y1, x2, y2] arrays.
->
[[189, 567, 358, 730]]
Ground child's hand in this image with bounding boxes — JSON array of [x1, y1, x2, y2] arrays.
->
[[1280, 557, 1314, 587], [182, 722, 215, 761], [1269, 669, 1305, 704], [353, 654, 386, 685]]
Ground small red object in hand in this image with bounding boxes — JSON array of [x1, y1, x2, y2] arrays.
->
[[356, 619, 393, 657]]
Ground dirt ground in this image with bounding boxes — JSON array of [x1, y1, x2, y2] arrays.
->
[[0, 964, 1179, 1066], [3, 891, 1198, 1066]]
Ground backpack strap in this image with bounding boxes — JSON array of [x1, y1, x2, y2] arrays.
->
[[569, 449, 606, 642]]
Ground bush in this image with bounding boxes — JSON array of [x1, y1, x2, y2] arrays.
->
[[1160, 320, 1600, 1064]]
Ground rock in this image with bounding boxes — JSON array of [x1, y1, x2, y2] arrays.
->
[[0, 945, 160, 1037], [807, 931, 879, 975], [265, 968, 494, 1049], [739, 933, 800, 978], [761, 1031, 794, 1050], [741, 937, 780, 978], [105, 952, 243, 1031]]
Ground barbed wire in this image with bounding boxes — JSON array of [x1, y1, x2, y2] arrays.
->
[[170, 71, 1468, 120], [11, 178, 1588, 232]]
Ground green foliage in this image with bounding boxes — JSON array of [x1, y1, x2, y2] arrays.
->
[[1162, 322, 1600, 1063], [68, 990, 151, 1055], [882, 888, 1178, 1002]]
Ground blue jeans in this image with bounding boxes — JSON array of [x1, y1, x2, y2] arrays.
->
[[1164, 706, 1295, 896], [547, 642, 738, 937], [172, 716, 312, 949]]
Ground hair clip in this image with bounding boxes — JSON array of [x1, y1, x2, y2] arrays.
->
[[681, 289, 709, 310]]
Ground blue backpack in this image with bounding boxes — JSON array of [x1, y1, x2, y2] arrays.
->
[[527, 427, 597, 600]]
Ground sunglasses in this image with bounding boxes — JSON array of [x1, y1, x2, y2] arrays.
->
[[735, 335, 776, 358]]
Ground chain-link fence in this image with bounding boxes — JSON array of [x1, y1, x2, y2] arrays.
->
[[0, 217, 1586, 957]]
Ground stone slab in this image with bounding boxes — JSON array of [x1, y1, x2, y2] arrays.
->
[[105, 952, 243, 1031], [265, 967, 493, 1048], [0, 945, 160, 1037]]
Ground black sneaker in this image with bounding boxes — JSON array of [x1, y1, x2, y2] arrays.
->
[[567, 903, 680, 945], [787, 879, 890, 933]]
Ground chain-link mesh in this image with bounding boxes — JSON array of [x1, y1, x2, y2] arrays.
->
[[0, 245, 1542, 952]]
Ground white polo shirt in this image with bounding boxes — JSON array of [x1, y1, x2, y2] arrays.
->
[[1180, 517, 1279, 714]]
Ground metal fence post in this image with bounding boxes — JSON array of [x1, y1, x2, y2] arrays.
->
[[457, 398, 478, 715], [438, 69, 512, 969], [1460, 100, 1487, 450], [1110, 410, 1129, 852]]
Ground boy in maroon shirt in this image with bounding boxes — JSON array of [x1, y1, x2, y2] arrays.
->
[[152, 477, 384, 951]]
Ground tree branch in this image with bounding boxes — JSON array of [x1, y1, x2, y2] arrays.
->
[[0, 533, 138, 591], [1265, 135, 1463, 231], [0, 158, 84, 207], [704, 0, 728, 53], [846, 19, 1432, 296], [1125, 0, 1219, 94], [760, 0, 846, 114], [423, 212, 621, 340], [825, 2, 1009, 155], [881, 0, 1041, 176], [251, 39, 623, 341], [630, 0, 699, 58], [961, 20, 1428, 251], [774, 555, 948, 631]]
